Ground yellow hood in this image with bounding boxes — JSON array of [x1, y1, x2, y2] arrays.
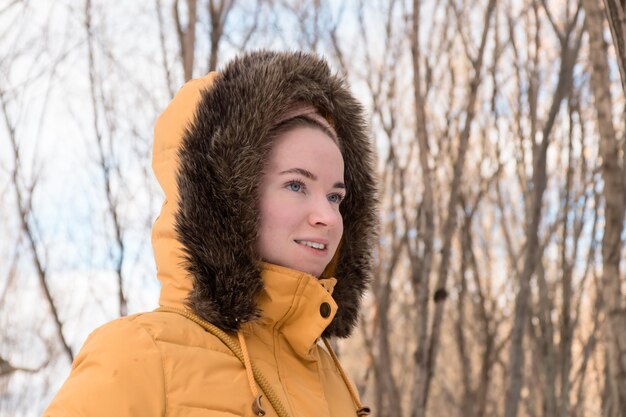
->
[[151, 72, 219, 310]]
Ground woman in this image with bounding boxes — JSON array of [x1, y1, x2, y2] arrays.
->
[[45, 50, 378, 417]]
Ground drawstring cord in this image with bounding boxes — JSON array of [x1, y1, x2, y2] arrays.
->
[[319, 278, 370, 416], [156, 306, 368, 416], [322, 337, 371, 416], [238, 331, 266, 416], [155, 307, 288, 417]]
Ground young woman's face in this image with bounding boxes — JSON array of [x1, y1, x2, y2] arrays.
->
[[257, 126, 345, 277]]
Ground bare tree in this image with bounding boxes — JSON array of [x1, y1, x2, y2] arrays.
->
[[409, 1, 436, 414], [351, 1, 406, 415], [410, 1, 497, 415], [504, 2, 584, 416], [207, 0, 235, 72], [603, 0, 626, 94], [584, 0, 626, 414], [276, 0, 323, 51], [84, 0, 128, 317], [173, 0, 197, 81], [155, 0, 176, 98], [1, 90, 74, 363]]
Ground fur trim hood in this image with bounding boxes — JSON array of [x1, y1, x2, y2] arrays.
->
[[151, 51, 378, 338]]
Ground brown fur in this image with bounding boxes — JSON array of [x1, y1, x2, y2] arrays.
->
[[174, 51, 379, 338]]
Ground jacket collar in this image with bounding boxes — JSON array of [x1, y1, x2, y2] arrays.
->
[[254, 263, 338, 358]]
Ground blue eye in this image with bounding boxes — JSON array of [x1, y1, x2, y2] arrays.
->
[[328, 193, 344, 204], [287, 181, 303, 192]]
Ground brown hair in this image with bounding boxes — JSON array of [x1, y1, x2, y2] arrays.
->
[[268, 115, 341, 150]]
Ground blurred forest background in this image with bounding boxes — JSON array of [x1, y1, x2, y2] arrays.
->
[[1, 0, 626, 416]]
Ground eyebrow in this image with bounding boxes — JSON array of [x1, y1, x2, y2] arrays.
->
[[279, 167, 345, 189]]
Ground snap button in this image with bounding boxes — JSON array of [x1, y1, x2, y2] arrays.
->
[[320, 302, 331, 318]]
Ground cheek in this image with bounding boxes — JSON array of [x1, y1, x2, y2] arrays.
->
[[260, 193, 297, 228], [336, 214, 344, 237]]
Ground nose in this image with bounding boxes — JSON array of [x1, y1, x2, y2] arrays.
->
[[308, 196, 341, 228]]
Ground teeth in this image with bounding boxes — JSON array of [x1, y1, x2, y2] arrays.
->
[[297, 240, 326, 250]]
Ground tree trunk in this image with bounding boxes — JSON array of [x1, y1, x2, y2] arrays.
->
[[504, 10, 582, 417], [409, 0, 436, 415], [410, 1, 496, 415], [173, 0, 197, 81], [584, 1, 626, 414], [207, 0, 234, 72], [603, 0, 626, 94]]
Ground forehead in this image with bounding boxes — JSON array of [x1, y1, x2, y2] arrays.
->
[[267, 127, 344, 175]]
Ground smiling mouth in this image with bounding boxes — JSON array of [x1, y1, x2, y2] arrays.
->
[[294, 240, 327, 250]]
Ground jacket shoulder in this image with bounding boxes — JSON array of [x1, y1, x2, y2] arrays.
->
[[132, 310, 236, 356], [44, 315, 166, 417], [130, 311, 253, 416]]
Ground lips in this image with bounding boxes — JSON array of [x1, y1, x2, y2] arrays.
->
[[294, 240, 328, 250]]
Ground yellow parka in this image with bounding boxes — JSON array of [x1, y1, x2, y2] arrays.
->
[[44, 51, 379, 417]]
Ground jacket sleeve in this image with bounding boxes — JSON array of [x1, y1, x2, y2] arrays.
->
[[43, 316, 166, 417]]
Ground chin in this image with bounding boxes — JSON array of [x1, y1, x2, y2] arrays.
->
[[299, 264, 325, 278], [282, 261, 321, 277]]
